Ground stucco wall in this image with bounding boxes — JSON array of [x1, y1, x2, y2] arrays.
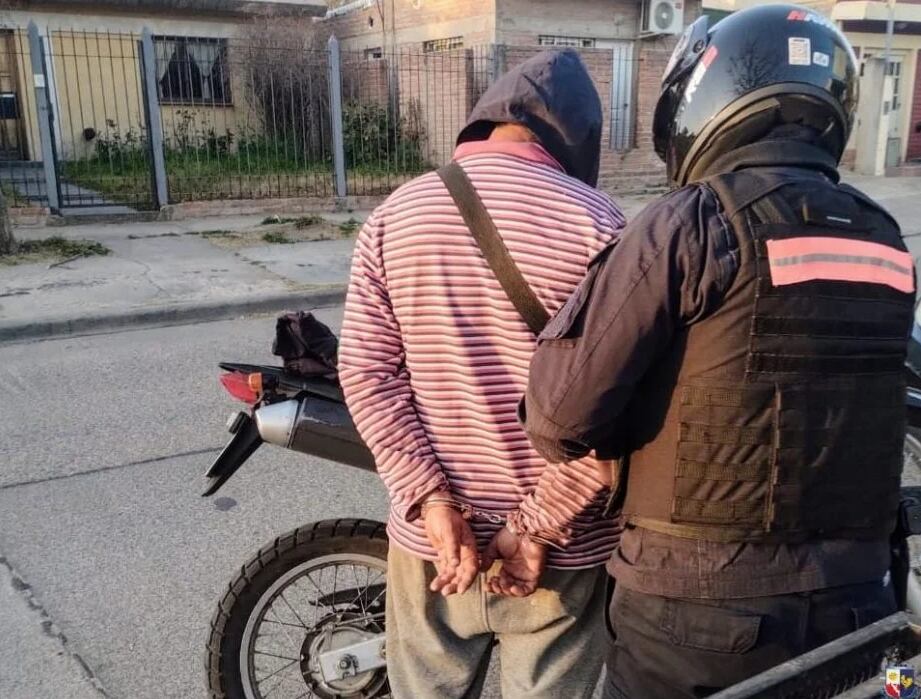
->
[[496, 0, 640, 44], [1, 10, 262, 163], [326, 0, 497, 53]]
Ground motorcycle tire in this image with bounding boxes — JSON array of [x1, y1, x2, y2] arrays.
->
[[206, 518, 389, 699]]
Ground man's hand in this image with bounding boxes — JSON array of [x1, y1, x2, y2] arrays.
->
[[480, 526, 547, 597], [423, 504, 479, 596]]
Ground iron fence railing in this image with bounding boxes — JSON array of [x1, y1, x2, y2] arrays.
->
[[338, 45, 497, 197], [49, 29, 154, 210], [156, 37, 335, 203], [0, 25, 639, 213]]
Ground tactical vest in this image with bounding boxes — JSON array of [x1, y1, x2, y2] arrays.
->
[[621, 169, 916, 543]]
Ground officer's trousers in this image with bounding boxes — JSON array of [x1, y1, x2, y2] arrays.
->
[[603, 579, 896, 699]]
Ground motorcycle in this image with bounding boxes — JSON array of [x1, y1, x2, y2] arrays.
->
[[203, 360, 387, 699], [202, 316, 921, 699]]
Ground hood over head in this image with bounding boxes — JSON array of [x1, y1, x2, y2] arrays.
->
[[457, 49, 603, 186]]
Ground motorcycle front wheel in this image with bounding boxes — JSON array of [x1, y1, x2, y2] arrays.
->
[[206, 519, 390, 699]]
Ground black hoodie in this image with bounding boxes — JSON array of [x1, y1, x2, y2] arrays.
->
[[457, 49, 603, 187]]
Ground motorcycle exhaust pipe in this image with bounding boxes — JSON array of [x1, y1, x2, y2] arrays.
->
[[255, 398, 377, 473]]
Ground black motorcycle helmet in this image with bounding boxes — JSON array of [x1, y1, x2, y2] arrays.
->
[[653, 3, 859, 186]]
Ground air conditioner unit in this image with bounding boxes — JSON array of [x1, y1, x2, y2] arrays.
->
[[642, 0, 684, 36]]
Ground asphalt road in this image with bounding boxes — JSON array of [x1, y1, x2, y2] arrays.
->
[[0, 309, 394, 699], [1, 178, 919, 699]]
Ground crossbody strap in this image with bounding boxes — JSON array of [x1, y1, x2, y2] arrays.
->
[[437, 161, 549, 336]]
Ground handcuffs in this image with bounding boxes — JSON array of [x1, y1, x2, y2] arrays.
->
[[420, 494, 555, 545], [420, 494, 508, 526]]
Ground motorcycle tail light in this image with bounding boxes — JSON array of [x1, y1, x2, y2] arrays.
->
[[247, 372, 263, 395], [220, 372, 260, 405]]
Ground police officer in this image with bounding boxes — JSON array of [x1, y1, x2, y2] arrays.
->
[[513, 5, 917, 697]]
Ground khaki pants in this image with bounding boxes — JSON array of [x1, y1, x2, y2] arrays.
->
[[385, 544, 606, 699]]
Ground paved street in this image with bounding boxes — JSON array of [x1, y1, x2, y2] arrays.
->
[[0, 308, 393, 698], [1, 173, 919, 699]]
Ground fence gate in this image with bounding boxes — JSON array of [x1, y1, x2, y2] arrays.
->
[[45, 28, 155, 210], [608, 41, 635, 152]]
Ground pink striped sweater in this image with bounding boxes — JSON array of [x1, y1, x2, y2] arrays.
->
[[339, 141, 625, 568]]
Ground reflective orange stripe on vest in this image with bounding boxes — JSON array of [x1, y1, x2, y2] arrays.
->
[[766, 236, 915, 293]]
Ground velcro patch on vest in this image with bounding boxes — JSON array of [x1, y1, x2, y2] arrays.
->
[[765, 237, 915, 293]]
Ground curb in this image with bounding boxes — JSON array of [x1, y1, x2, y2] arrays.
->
[[0, 285, 347, 344]]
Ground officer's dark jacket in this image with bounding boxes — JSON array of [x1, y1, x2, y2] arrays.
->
[[521, 137, 917, 598]]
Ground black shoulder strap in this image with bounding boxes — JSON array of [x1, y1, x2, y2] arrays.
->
[[703, 170, 802, 227], [703, 171, 792, 220], [437, 161, 549, 336]]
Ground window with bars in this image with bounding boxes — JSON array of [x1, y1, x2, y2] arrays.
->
[[422, 36, 463, 53], [888, 60, 902, 112], [364, 46, 383, 60], [154, 36, 232, 105], [538, 35, 596, 48]]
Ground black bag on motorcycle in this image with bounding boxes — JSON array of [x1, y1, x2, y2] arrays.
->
[[272, 311, 338, 380]]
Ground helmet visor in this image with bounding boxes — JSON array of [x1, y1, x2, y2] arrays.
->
[[652, 81, 679, 161], [662, 15, 710, 87]]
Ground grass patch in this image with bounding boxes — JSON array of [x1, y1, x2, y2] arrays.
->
[[62, 151, 424, 206], [195, 215, 352, 251], [294, 215, 325, 229], [260, 215, 325, 228], [0, 236, 110, 266], [127, 232, 180, 240], [195, 229, 237, 238], [1, 181, 20, 205], [339, 218, 361, 236], [262, 231, 294, 244]]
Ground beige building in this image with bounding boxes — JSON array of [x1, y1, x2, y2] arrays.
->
[[0, 0, 326, 162]]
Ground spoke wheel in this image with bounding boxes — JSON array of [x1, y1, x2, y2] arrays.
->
[[207, 519, 390, 699]]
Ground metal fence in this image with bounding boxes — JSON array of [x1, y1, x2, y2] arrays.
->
[[0, 24, 638, 213]]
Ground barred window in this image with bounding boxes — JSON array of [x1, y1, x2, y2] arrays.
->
[[364, 46, 383, 60], [155, 36, 232, 105], [423, 36, 463, 53], [538, 35, 596, 49]]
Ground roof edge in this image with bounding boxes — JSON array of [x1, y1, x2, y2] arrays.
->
[[18, 0, 327, 18]]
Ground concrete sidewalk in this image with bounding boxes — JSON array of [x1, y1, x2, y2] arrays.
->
[[1, 174, 918, 344], [0, 213, 365, 342]]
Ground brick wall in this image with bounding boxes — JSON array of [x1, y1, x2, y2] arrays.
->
[[395, 48, 480, 165], [598, 39, 668, 190], [497, 1, 701, 191], [339, 47, 493, 167], [342, 54, 391, 105], [908, 51, 921, 162], [324, 0, 706, 191]]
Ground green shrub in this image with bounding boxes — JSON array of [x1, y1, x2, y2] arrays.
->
[[262, 231, 293, 244], [342, 101, 427, 171]]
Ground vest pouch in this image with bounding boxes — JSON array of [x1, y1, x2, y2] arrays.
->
[[766, 380, 904, 538], [670, 379, 904, 539], [671, 383, 776, 531]]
